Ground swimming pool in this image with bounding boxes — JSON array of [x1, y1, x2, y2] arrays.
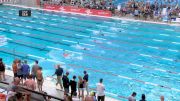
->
[[0, 5, 180, 101]]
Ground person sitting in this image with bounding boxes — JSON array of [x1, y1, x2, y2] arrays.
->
[[6, 77, 21, 101], [160, 96, 164, 101], [64, 94, 73, 101], [134, 8, 140, 19], [85, 91, 97, 101], [24, 74, 36, 91]]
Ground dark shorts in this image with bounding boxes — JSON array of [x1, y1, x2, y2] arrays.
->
[[17, 75, 23, 79], [98, 96, 105, 101], [14, 73, 17, 77], [32, 74, 36, 80], [0, 71, 5, 74], [71, 90, 77, 96], [0, 70, 5, 72], [23, 74, 29, 79], [134, 15, 139, 17], [64, 88, 69, 94], [37, 79, 43, 85]]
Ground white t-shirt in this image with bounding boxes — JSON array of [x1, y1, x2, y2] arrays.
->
[[128, 95, 136, 101], [96, 83, 105, 96]]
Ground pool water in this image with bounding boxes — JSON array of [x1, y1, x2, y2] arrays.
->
[[0, 5, 180, 101]]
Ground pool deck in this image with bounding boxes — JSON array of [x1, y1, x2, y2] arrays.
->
[[3, 4, 180, 27], [3, 69, 120, 101]]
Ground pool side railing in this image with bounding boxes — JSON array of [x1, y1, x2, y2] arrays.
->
[[0, 81, 64, 101]]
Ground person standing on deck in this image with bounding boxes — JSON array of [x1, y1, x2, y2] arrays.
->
[[128, 92, 137, 101], [31, 60, 40, 80], [17, 60, 23, 84], [21, 60, 30, 80], [62, 72, 70, 95], [83, 71, 89, 95], [12, 59, 18, 78], [96, 78, 105, 101], [70, 75, 77, 97], [52, 64, 64, 90], [36, 67, 43, 92], [0, 58, 5, 81]]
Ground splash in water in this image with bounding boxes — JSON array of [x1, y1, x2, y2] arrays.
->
[[0, 35, 8, 47]]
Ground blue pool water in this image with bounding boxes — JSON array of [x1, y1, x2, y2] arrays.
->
[[0, 5, 180, 101]]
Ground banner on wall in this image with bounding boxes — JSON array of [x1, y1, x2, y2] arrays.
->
[[43, 4, 112, 17]]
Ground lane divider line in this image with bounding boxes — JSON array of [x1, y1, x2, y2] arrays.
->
[[62, 39, 77, 44], [46, 46, 63, 51], [0, 17, 82, 40], [1, 28, 179, 76], [68, 64, 180, 92]]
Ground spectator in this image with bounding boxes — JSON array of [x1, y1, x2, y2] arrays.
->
[[78, 76, 84, 99], [62, 72, 70, 95], [15, 93, 24, 101], [70, 75, 77, 97], [31, 60, 40, 80], [0, 58, 5, 81], [36, 67, 44, 92], [83, 70, 89, 95], [24, 74, 36, 90], [85, 95, 94, 101], [21, 60, 30, 80], [16, 60, 23, 84], [96, 78, 105, 101], [64, 94, 73, 101], [12, 59, 18, 78], [140, 94, 146, 101], [6, 77, 21, 100], [85, 91, 97, 101], [52, 64, 63, 89], [160, 96, 164, 101], [128, 92, 137, 101]]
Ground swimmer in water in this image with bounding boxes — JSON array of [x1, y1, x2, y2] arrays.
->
[[100, 33, 104, 36], [174, 59, 180, 62], [83, 48, 87, 50], [99, 30, 104, 36], [63, 52, 70, 58], [74, 44, 89, 50], [93, 40, 102, 44]]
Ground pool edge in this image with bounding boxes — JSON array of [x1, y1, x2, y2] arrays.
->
[[3, 4, 180, 27]]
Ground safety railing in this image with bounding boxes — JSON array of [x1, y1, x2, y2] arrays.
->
[[0, 81, 64, 101]]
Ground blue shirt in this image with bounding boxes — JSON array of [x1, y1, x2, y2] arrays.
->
[[21, 64, 30, 75]]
